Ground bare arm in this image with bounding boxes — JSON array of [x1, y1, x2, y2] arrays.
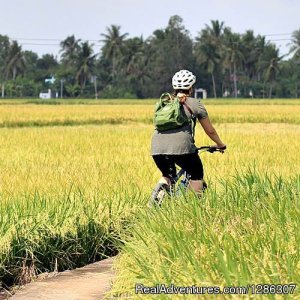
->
[[199, 117, 226, 148]]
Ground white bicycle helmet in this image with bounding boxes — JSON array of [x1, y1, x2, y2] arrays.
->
[[172, 69, 196, 90]]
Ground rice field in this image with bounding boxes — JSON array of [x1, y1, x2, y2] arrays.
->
[[0, 99, 299, 298], [1, 101, 300, 128]]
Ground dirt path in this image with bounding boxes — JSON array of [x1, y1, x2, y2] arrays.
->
[[8, 257, 115, 300]]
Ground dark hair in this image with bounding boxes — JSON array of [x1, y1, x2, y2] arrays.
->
[[173, 89, 191, 96]]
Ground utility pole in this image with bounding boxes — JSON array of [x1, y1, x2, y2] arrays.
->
[[1, 83, 4, 98], [60, 79, 65, 99], [93, 76, 98, 99]]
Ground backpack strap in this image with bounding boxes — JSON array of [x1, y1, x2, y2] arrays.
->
[[182, 101, 194, 116], [181, 98, 196, 138], [160, 92, 194, 115]]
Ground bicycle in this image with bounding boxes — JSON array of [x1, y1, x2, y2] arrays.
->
[[150, 145, 226, 206]]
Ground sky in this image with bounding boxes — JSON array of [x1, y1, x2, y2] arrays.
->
[[0, 0, 299, 59]]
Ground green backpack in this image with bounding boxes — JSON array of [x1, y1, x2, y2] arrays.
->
[[154, 93, 190, 131]]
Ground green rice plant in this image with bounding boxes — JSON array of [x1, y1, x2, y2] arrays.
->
[[0, 188, 146, 287], [110, 171, 300, 299]]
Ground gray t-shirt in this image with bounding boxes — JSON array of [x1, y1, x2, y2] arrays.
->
[[151, 97, 208, 155]]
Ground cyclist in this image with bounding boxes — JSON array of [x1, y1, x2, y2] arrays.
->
[[151, 69, 226, 196]]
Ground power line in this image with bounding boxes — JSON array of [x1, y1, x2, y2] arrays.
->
[[10, 31, 294, 42], [7, 33, 294, 49], [10, 37, 101, 42], [11, 38, 63, 41], [15, 38, 294, 46], [20, 43, 102, 46], [21, 43, 61, 46], [264, 33, 292, 36], [268, 38, 293, 41]]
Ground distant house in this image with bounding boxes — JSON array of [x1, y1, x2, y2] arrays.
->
[[39, 89, 51, 99], [39, 89, 58, 99], [194, 88, 207, 99]]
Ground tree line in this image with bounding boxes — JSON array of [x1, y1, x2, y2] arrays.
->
[[1, 15, 300, 99]]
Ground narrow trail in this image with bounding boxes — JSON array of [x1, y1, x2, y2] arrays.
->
[[8, 257, 115, 300]]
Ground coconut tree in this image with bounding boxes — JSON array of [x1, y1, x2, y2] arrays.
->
[[223, 29, 244, 98], [195, 21, 224, 98], [4, 41, 26, 80], [60, 35, 81, 65], [263, 46, 282, 98], [205, 20, 224, 40], [0, 35, 10, 97], [290, 28, 300, 59], [125, 38, 152, 97], [101, 25, 128, 82], [75, 42, 97, 91], [0, 35, 9, 71], [254, 35, 268, 82], [241, 30, 259, 80], [288, 29, 300, 98]]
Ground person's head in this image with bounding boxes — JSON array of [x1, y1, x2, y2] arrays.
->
[[172, 69, 196, 96]]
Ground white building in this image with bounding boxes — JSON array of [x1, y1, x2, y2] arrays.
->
[[39, 89, 58, 99], [194, 88, 207, 99], [39, 89, 52, 99]]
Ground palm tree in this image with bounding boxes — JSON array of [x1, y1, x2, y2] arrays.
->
[[195, 21, 224, 98], [195, 35, 219, 98], [125, 40, 152, 97], [287, 30, 300, 98], [205, 20, 225, 40], [75, 42, 97, 91], [223, 29, 244, 98], [122, 37, 144, 72], [290, 28, 300, 59], [4, 41, 26, 80], [255, 35, 267, 82], [101, 25, 128, 82], [0, 35, 9, 71], [241, 30, 258, 80], [263, 46, 282, 98], [0, 35, 10, 97], [60, 35, 81, 65]]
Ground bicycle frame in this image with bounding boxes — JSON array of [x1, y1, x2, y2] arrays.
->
[[150, 145, 226, 205], [175, 146, 224, 187]]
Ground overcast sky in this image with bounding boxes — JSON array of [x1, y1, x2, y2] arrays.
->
[[1, 0, 299, 58]]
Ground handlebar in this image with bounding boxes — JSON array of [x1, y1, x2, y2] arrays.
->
[[197, 145, 227, 153]]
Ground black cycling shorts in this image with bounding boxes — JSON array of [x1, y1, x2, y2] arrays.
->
[[152, 153, 204, 182]]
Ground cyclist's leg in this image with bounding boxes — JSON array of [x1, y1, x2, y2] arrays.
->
[[152, 155, 176, 185], [174, 153, 204, 195], [189, 180, 204, 193], [151, 155, 176, 204]]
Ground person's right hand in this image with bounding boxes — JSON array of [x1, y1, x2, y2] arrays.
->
[[216, 144, 226, 153]]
